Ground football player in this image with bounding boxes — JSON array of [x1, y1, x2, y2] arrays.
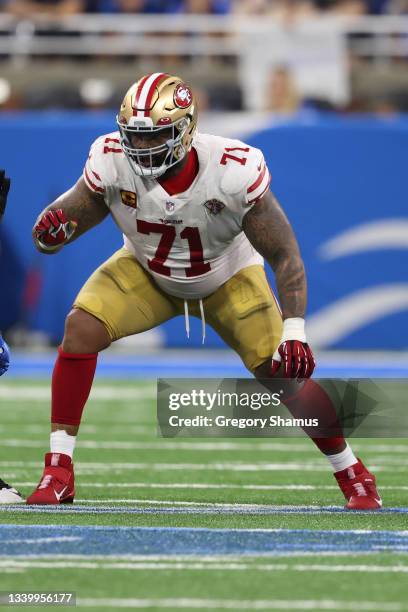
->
[[28, 74, 381, 509], [0, 170, 24, 503]]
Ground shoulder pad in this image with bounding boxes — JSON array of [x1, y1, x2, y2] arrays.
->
[[219, 162, 250, 197]]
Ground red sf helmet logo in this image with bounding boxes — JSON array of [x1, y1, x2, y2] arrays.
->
[[174, 83, 193, 109]]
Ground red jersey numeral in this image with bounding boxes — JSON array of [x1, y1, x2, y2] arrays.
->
[[136, 221, 210, 278], [180, 227, 211, 277], [137, 220, 175, 277], [103, 137, 121, 154], [220, 147, 250, 166]]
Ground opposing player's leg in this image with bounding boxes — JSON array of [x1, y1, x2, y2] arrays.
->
[[27, 248, 181, 505], [0, 336, 24, 503], [0, 479, 24, 503], [207, 264, 381, 510]]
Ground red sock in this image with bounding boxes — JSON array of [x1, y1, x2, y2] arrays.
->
[[310, 436, 346, 455], [282, 379, 346, 455], [51, 346, 97, 426]]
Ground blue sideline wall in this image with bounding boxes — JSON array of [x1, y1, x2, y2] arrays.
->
[[0, 112, 407, 349]]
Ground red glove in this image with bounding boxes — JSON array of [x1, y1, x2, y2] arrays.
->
[[34, 209, 77, 251], [271, 318, 316, 379]]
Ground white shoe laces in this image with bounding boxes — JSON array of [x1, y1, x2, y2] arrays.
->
[[39, 475, 52, 490], [353, 482, 368, 497], [184, 299, 206, 344]]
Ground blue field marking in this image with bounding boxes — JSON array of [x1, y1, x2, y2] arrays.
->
[[0, 525, 408, 557], [6, 352, 408, 378], [5, 353, 247, 379], [1, 504, 408, 515]]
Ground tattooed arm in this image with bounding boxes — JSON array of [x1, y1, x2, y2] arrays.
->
[[33, 177, 109, 255], [243, 191, 315, 377], [242, 190, 306, 320]]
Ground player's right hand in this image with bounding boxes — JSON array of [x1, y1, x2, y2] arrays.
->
[[271, 317, 316, 379], [34, 209, 77, 251]]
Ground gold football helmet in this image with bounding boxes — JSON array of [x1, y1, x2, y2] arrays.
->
[[116, 73, 198, 178]]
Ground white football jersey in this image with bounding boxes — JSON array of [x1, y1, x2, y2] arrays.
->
[[83, 131, 271, 299]]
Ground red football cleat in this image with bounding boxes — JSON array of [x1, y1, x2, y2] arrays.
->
[[334, 458, 382, 510], [26, 453, 75, 505]]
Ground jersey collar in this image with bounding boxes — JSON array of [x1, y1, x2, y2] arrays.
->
[[158, 147, 199, 197]]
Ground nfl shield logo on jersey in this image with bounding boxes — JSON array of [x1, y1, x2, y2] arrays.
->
[[166, 201, 176, 212], [204, 199, 225, 215]]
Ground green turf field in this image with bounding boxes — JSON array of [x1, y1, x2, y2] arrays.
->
[[0, 379, 407, 611]]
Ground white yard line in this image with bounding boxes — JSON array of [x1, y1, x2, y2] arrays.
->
[[71, 499, 335, 506], [0, 554, 384, 561], [74, 598, 406, 610], [0, 386, 155, 401], [0, 461, 328, 471], [3, 439, 408, 456], [0, 460, 394, 473], [0, 425, 153, 434], [11, 482, 329, 490], [0, 551, 396, 560], [0, 425, 407, 455], [10, 481, 408, 492], [9, 498, 343, 507], [6, 505, 404, 514], [0, 440, 321, 451], [57, 497, 407, 509], [1, 560, 408, 574], [0, 440, 331, 451]]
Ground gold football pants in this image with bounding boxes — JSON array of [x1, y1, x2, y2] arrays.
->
[[74, 247, 283, 373]]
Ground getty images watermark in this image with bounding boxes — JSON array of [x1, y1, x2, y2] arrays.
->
[[166, 387, 318, 430], [157, 378, 408, 438]]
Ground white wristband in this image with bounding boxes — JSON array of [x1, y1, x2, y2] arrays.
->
[[281, 317, 306, 343]]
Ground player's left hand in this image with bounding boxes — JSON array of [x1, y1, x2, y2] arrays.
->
[[34, 209, 77, 251], [0, 336, 10, 376], [0, 169, 10, 219], [271, 317, 316, 378]]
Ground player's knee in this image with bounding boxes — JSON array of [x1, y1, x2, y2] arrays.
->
[[254, 357, 303, 402], [62, 308, 111, 354]]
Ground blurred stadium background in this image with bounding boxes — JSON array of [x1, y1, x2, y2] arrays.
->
[[0, 0, 407, 378]]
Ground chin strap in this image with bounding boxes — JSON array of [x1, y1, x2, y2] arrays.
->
[[184, 299, 206, 344]]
